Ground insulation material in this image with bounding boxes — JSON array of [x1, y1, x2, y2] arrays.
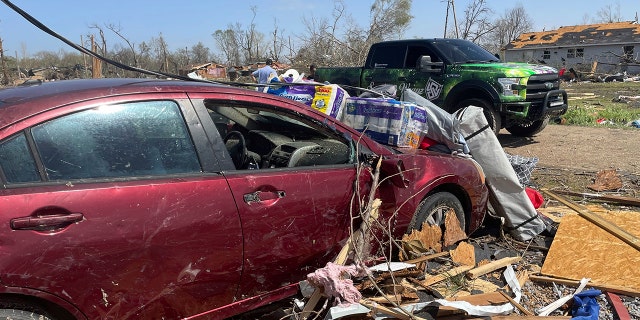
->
[[341, 97, 428, 148], [310, 84, 349, 119], [306, 262, 368, 306], [454, 106, 545, 241], [541, 213, 640, 291]]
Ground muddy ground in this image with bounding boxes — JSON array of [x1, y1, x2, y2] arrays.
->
[[499, 124, 640, 194]]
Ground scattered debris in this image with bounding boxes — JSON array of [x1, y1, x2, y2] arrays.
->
[[587, 169, 623, 191]]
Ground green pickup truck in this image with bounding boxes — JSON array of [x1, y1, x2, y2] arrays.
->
[[315, 38, 568, 136]]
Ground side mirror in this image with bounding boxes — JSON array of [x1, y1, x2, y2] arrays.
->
[[418, 55, 443, 73]]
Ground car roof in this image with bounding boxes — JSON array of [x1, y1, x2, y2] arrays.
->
[[0, 78, 271, 130]]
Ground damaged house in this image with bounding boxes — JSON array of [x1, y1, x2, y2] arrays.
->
[[504, 21, 640, 75]]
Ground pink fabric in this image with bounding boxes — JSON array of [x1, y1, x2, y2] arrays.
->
[[306, 262, 368, 306]]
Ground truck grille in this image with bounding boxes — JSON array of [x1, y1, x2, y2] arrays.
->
[[526, 74, 562, 118]]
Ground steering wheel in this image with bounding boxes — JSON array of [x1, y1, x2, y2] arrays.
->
[[224, 131, 249, 169]]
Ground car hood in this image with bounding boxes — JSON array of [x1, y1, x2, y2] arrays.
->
[[458, 62, 559, 77]]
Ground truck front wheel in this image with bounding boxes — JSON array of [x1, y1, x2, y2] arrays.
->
[[505, 116, 550, 137], [456, 98, 501, 135]]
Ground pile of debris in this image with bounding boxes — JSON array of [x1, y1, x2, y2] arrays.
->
[[287, 188, 640, 319]]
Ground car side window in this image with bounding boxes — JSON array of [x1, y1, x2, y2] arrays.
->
[[206, 102, 354, 170], [0, 133, 40, 184], [31, 100, 201, 181]]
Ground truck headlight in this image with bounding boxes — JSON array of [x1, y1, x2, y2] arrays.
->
[[498, 78, 522, 96]]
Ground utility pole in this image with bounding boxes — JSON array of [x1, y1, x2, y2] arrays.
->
[[91, 35, 102, 78], [443, 0, 459, 38], [15, 50, 21, 79], [0, 38, 9, 85]]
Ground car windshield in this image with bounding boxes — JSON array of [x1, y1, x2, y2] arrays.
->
[[432, 39, 499, 64]]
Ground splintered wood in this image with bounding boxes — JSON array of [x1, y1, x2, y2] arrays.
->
[[541, 212, 640, 291], [444, 210, 468, 246]]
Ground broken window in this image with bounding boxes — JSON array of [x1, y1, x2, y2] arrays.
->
[[31, 100, 201, 180], [206, 101, 354, 170], [543, 50, 550, 60], [624, 45, 634, 57], [576, 48, 584, 58]]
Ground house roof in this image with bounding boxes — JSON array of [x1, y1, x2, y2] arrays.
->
[[506, 21, 640, 50]]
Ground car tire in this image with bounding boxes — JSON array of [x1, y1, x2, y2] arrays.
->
[[505, 116, 550, 137], [0, 308, 54, 320], [456, 98, 501, 135], [408, 192, 466, 232]]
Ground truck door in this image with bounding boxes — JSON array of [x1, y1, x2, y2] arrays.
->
[[361, 44, 446, 104]]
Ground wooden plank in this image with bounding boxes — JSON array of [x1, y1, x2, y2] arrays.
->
[[605, 292, 632, 320], [553, 189, 640, 207], [420, 265, 474, 287], [466, 256, 521, 279], [359, 299, 427, 320], [542, 189, 640, 252], [499, 291, 533, 316], [530, 275, 640, 297]]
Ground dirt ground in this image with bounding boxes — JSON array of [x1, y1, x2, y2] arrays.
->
[[499, 124, 640, 194]]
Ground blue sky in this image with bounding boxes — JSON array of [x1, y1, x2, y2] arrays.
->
[[1, 0, 637, 58]]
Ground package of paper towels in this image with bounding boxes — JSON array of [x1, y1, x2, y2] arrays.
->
[[311, 84, 349, 119], [341, 97, 428, 148]]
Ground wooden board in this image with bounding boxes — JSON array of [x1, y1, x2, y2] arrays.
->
[[541, 212, 640, 291]]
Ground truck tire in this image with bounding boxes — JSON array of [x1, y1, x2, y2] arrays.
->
[[0, 309, 54, 320], [408, 192, 466, 233], [456, 98, 501, 135], [505, 116, 550, 137]]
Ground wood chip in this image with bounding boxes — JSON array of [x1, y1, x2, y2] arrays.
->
[[588, 169, 623, 191], [449, 241, 476, 267]]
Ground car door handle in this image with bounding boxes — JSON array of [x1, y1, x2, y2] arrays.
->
[[10, 213, 84, 230], [364, 76, 373, 81], [243, 191, 286, 204], [398, 76, 407, 81]]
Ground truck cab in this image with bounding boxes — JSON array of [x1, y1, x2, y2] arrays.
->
[[317, 38, 568, 137]]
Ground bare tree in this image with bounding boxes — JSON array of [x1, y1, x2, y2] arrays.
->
[[597, 1, 623, 23], [190, 42, 212, 63], [295, 0, 412, 67], [213, 23, 243, 65], [487, 4, 532, 53], [106, 23, 138, 68], [455, 0, 495, 43]]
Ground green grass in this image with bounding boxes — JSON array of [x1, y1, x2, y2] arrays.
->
[[558, 81, 640, 128]]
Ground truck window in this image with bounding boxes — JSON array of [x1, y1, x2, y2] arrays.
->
[[368, 44, 406, 69]]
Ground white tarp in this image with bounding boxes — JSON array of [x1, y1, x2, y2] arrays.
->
[[454, 106, 545, 240]]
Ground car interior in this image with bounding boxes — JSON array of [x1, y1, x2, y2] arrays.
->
[[205, 101, 354, 170]]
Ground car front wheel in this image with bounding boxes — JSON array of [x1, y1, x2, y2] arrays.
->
[[408, 192, 466, 232]]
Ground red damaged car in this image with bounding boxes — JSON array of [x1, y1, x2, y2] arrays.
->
[[0, 78, 487, 319]]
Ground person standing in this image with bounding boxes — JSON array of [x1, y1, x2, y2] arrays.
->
[[252, 58, 276, 84]]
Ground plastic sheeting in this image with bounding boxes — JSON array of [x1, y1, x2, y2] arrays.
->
[[453, 106, 546, 241]]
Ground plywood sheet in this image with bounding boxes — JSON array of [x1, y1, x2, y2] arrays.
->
[[541, 212, 640, 291]]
